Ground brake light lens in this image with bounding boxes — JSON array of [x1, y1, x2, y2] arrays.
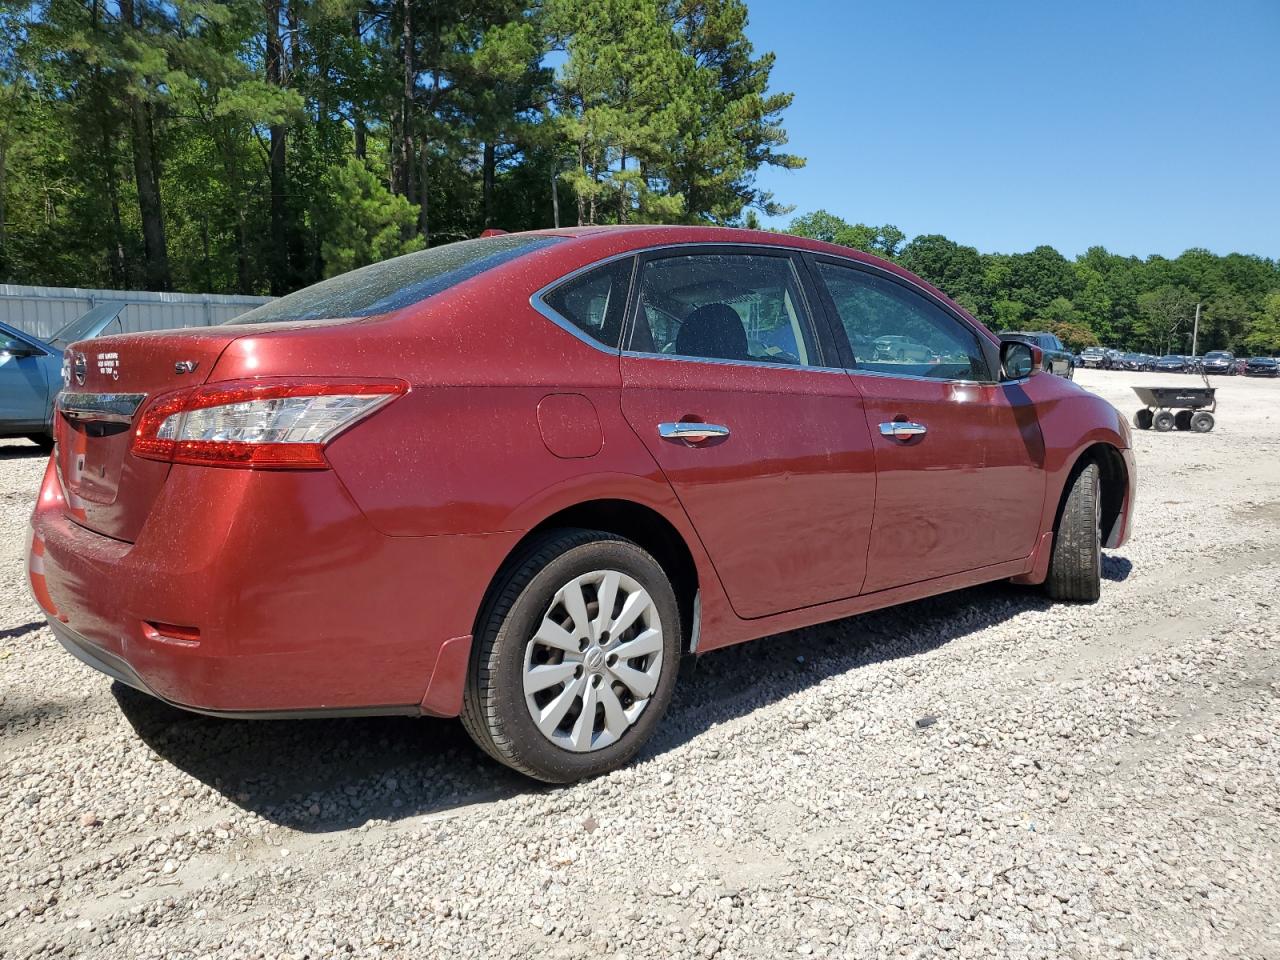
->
[[132, 379, 407, 469]]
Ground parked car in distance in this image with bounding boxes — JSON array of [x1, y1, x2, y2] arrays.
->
[[999, 331, 1075, 378], [1244, 357, 1277, 378], [1079, 345, 1111, 369], [873, 334, 937, 363], [1, 304, 127, 445], [1118, 352, 1150, 372], [29, 227, 1136, 783], [1153, 354, 1187, 373], [1200, 350, 1237, 376]]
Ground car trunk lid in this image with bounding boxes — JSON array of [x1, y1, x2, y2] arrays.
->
[[55, 329, 244, 542]]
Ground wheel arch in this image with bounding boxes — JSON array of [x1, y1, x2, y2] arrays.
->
[[1057, 441, 1129, 549], [477, 498, 702, 654]]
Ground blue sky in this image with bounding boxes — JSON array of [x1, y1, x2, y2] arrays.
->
[[744, 0, 1279, 259]]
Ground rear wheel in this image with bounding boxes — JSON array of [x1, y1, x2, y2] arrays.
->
[[1046, 462, 1101, 602], [1190, 411, 1214, 433], [1132, 409, 1153, 430], [1152, 410, 1175, 432], [461, 529, 682, 783], [1173, 410, 1193, 431]]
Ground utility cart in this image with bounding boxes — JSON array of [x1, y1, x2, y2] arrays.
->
[[1131, 385, 1216, 432]]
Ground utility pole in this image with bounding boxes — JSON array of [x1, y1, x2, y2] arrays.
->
[[1191, 302, 1201, 357]]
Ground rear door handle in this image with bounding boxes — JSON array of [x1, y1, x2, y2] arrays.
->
[[879, 421, 927, 440], [658, 422, 730, 443]]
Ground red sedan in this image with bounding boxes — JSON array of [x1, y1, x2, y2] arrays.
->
[[28, 226, 1135, 782]]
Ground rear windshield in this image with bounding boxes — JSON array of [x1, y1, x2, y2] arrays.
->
[[230, 235, 562, 325]]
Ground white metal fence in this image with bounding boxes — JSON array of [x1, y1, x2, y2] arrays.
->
[[0, 284, 272, 341]]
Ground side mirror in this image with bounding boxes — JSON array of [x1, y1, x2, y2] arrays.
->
[[1000, 339, 1042, 380], [1, 338, 36, 360]]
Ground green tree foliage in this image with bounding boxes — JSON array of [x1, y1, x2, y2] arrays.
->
[[0, 0, 801, 293], [319, 157, 424, 276], [787, 210, 905, 260], [787, 208, 1280, 355]]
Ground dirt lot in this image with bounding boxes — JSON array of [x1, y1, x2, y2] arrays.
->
[[2, 369, 1278, 960]]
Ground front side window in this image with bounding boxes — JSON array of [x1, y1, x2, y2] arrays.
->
[[538, 258, 632, 349], [816, 261, 991, 381], [629, 253, 815, 366], [232, 235, 563, 325]]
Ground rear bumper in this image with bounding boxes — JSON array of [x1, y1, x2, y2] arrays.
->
[[48, 617, 417, 718], [28, 455, 516, 717]]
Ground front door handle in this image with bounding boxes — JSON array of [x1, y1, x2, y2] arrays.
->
[[879, 421, 927, 440], [658, 422, 730, 443]]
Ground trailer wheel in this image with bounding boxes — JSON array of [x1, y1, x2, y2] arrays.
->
[[1173, 410, 1193, 431], [1190, 411, 1214, 433], [1132, 409, 1153, 430], [1152, 410, 1175, 432]]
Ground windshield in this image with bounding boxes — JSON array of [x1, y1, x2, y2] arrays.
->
[[48, 302, 127, 348], [1204, 351, 1231, 360], [231, 235, 562, 325], [1083, 346, 1104, 353]]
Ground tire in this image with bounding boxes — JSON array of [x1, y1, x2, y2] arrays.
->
[[1046, 462, 1101, 602], [1190, 411, 1214, 433], [1173, 410, 1193, 431], [461, 528, 682, 783], [1152, 410, 1175, 432], [1132, 409, 1153, 430], [25, 434, 53, 450]]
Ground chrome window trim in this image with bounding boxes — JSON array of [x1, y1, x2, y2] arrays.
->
[[56, 392, 147, 424], [529, 241, 891, 359], [847, 368, 995, 387], [528, 241, 1016, 385], [529, 250, 638, 355], [620, 349, 848, 375]]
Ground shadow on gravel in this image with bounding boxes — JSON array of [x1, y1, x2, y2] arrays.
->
[[0, 620, 43, 641], [115, 560, 1128, 833], [0, 443, 49, 460], [1103, 555, 1133, 582]]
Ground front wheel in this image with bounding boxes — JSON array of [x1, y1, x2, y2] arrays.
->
[[461, 529, 682, 783], [1046, 462, 1101, 602]]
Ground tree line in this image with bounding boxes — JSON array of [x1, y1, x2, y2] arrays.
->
[[0, 0, 799, 295], [788, 211, 1280, 356], [2, 1, 1276, 357]]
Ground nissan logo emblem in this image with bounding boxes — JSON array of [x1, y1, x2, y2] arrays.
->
[[72, 352, 87, 386]]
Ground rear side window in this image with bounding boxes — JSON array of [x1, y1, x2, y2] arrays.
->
[[538, 258, 633, 349], [231, 235, 563, 324]]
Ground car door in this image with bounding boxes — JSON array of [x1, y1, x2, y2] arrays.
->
[[0, 324, 54, 432], [619, 246, 877, 620], [808, 256, 1046, 593]]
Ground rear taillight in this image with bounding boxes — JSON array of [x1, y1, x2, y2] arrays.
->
[[132, 378, 407, 469]]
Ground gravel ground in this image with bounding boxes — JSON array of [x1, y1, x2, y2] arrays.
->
[[2, 369, 1279, 960]]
